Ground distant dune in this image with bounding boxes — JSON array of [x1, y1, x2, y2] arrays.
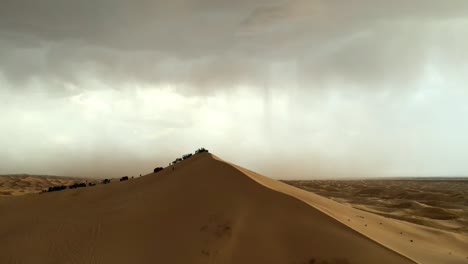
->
[[0, 175, 95, 196], [0, 153, 467, 263], [284, 179, 468, 235]]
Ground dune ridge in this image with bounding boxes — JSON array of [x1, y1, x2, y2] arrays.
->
[[0, 153, 466, 263], [225, 159, 468, 264]]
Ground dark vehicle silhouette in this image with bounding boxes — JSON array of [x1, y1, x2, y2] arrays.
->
[[102, 179, 111, 184], [69, 183, 87, 189], [154, 167, 164, 173], [120, 176, 129, 182], [195, 148, 209, 154], [172, 158, 183, 165], [182, 153, 193, 160], [46, 185, 67, 192]]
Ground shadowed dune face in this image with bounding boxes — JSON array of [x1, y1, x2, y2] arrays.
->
[[0, 175, 96, 196], [0, 154, 414, 264], [283, 179, 468, 234]]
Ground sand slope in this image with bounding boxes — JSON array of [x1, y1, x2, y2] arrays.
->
[[229, 164, 468, 264], [0, 154, 464, 263]]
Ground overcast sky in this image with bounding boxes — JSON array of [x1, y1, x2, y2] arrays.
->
[[1, 0, 468, 179]]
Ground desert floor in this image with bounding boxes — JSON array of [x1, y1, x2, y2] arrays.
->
[[283, 179, 468, 235], [0, 154, 467, 264], [0, 175, 97, 197]]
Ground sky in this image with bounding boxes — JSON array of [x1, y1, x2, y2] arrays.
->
[[1, 0, 468, 179]]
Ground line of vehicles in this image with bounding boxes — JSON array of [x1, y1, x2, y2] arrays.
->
[[43, 148, 209, 193], [169, 147, 209, 166]]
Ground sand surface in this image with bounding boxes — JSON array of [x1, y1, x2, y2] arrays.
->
[[283, 179, 468, 235], [0, 154, 466, 263], [0, 175, 96, 197]]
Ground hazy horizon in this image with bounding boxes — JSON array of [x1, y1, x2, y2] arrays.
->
[[2, 0, 468, 179], [2, 172, 468, 181]]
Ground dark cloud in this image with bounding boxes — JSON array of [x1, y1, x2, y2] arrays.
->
[[1, 0, 468, 178], [1, 0, 467, 95], [298, 23, 430, 88]]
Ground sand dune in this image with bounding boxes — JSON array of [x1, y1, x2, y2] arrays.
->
[[0, 175, 96, 197], [0, 154, 466, 263], [284, 179, 468, 235]]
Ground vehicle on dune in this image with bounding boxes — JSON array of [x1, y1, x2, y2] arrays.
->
[[195, 148, 209, 154], [120, 176, 129, 182]]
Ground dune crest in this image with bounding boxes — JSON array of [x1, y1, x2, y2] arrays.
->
[[221, 156, 468, 264], [0, 153, 465, 263]]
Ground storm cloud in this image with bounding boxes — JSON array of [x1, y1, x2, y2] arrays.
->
[[1, 0, 467, 92], [1, 0, 468, 178]]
